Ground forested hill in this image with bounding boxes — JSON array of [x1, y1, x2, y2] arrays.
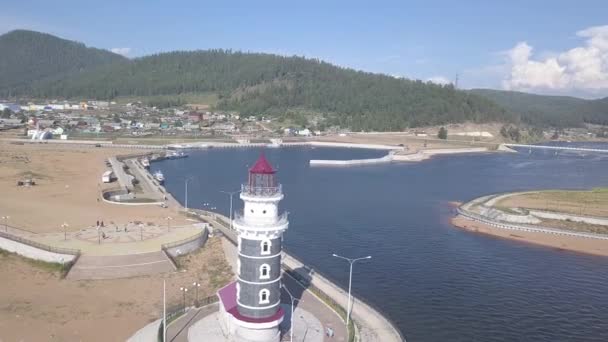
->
[[1, 30, 514, 130], [470, 89, 608, 127], [0, 30, 127, 96]]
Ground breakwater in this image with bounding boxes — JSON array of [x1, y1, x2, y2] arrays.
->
[[310, 147, 490, 166], [310, 153, 394, 166]]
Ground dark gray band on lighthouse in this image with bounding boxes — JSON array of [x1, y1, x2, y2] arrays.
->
[[237, 236, 283, 318], [237, 279, 282, 318], [240, 236, 282, 256]]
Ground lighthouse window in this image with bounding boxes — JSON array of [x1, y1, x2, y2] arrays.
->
[[259, 289, 270, 304], [260, 264, 270, 279], [263, 210, 267, 214], [250, 209, 254, 213], [261, 239, 271, 255]]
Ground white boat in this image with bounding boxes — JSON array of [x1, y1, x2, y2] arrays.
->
[[141, 158, 150, 169], [166, 151, 188, 159], [153, 170, 165, 184]]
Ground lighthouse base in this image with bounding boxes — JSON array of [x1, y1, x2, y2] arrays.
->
[[215, 281, 284, 342]]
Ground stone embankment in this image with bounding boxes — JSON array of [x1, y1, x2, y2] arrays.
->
[[310, 147, 490, 166], [310, 153, 394, 166], [457, 193, 608, 241], [0, 232, 78, 263], [392, 147, 489, 162]]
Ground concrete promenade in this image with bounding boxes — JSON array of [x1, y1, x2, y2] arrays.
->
[[197, 210, 404, 342], [504, 143, 608, 153], [459, 194, 608, 241]]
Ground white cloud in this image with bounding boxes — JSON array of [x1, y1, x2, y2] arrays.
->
[[426, 76, 451, 85], [110, 47, 131, 56], [502, 25, 608, 95]]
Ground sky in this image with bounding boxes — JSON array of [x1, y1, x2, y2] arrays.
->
[[2, 0, 608, 98]]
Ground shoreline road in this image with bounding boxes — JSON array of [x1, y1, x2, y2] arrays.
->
[[124, 158, 164, 200], [283, 254, 404, 342], [108, 157, 134, 192]]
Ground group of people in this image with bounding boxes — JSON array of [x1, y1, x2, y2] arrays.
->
[[94, 220, 134, 240]]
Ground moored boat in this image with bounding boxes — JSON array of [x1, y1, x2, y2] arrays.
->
[[153, 170, 165, 184]]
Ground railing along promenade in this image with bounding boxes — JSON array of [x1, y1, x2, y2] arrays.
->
[[504, 143, 608, 153], [191, 208, 405, 342], [457, 204, 608, 240], [0, 228, 81, 255]]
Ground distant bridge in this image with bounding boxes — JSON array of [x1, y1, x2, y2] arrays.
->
[[504, 144, 608, 153]]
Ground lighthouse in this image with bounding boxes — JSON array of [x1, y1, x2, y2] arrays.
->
[[216, 153, 288, 342]]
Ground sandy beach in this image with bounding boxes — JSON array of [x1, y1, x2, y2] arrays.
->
[[0, 141, 188, 233], [0, 236, 233, 341], [0, 140, 234, 340], [451, 216, 608, 257]]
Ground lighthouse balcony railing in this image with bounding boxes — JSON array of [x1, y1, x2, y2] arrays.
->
[[241, 184, 282, 197], [233, 211, 289, 227]]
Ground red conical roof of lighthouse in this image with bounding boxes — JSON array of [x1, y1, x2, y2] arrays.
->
[[249, 153, 275, 174]]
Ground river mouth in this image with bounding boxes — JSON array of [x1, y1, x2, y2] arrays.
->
[[152, 143, 608, 342]]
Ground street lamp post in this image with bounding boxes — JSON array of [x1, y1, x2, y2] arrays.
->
[[283, 284, 301, 342], [332, 253, 372, 331], [219, 190, 240, 230], [1, 216, 9, 232], [166, 216, 173, 232], [184, 177, 194, 212], [193, 282, 201, 306], [180, 286, 188, 312], [61, 222, 69, 241]]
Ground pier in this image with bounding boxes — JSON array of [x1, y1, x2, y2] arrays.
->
[[504, 143, 608, 153]]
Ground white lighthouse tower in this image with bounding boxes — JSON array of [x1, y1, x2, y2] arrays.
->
[[216, 153, 288, 342]]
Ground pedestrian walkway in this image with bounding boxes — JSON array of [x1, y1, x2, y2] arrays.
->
[[67, 251, 175, 280], [6, 223, 204, 256], [166, 304, 219, 342]]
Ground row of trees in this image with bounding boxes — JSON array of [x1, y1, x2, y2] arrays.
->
[[3, 47, 513, 130], [0, 30, 126, 95]]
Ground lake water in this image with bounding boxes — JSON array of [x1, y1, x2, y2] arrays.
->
[[152, 142, 608, 342]]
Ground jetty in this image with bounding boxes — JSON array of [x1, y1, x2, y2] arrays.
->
[[504, 143, 608, 153]]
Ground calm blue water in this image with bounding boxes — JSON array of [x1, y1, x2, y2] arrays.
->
[[152, 143, 608, 342]]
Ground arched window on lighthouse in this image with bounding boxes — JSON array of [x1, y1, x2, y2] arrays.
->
[[259, 289, 270, 304], [261, 239, 271, 255], [260, 264, 270, 279]]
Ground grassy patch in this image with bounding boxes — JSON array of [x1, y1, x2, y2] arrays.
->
[[497, 189, 608, 217], [538, 218, 608, 234], [0, 248, 69, 276]]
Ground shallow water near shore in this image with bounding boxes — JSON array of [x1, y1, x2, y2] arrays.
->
[[152, 142, 608, 342]]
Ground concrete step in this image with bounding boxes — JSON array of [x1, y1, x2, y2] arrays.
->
[[67, 251, 176, 280]]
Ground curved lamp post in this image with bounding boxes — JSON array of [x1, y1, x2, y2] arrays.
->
[[283, 284, 302, 342], [220, 189, 240, 230], [332, 253, 372, 331], [61, 222, 69, 240]]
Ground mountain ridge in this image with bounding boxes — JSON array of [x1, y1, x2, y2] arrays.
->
[[1, 30, 607, 130], [0, 29, 127, 96]]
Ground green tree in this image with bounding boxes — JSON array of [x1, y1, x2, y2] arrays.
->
[[437, 127, 448, 139]]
